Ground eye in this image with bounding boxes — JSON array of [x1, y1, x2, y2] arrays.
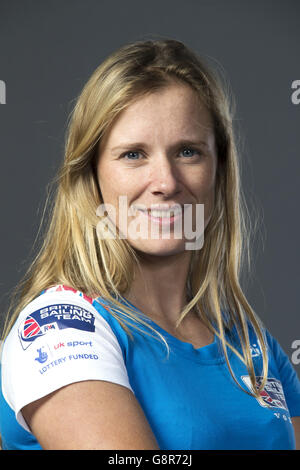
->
[[120, 150, 143, 161], [179, 147, 201, 158]]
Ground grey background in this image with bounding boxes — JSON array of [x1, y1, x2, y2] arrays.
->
[[0, 0, 299, 374]]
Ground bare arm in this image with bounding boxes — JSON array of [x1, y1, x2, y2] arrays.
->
[[22, 380, 160, 450], [292, 416, 300, 450]]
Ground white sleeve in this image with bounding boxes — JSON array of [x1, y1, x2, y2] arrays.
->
[[1, 290, 134, 433]]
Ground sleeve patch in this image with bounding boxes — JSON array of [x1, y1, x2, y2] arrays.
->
[[18, 303, 96, 350]]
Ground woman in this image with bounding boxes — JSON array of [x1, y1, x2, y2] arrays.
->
[[0, 38, 299, 450]]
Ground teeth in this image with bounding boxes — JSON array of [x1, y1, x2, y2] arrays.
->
[[147, 209, 181, 217]]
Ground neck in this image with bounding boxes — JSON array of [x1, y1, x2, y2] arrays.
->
[[125, 250, 193, 326]]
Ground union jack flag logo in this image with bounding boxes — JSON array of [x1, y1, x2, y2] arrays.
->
[[22, 315, 43, 340]]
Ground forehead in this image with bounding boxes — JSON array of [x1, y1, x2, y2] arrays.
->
[[100, 83, 214, 150]]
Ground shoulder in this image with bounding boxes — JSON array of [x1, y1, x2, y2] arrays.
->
[[2, 284, 130, 361], [37, 284, 132, 350], [10, 284, 121, 347], [40, 284, 96, 305], [1, 284, 134, 433]]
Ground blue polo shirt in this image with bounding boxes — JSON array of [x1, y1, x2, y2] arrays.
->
[[1, 285, 300, 449]]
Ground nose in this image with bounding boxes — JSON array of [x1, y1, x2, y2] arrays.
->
[[149, 156, 181, 197]]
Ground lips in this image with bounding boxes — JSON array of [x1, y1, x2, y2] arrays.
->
[[137, 208, 183, 226], [133, 203, 184, 214]]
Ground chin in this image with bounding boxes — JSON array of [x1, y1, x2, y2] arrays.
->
[[129, 239, 189, 257]]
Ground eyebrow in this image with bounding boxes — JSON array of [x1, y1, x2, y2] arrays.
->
[[110, 139, 209, 154]]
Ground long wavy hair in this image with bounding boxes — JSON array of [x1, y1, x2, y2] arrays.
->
[[2, 38, 268, 402]]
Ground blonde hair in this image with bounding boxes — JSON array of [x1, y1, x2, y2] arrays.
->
[[2, 38, 268, 402]]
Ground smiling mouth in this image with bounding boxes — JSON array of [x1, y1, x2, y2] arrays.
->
[[137, 208, 183, 225], [139, 207, 181, 216]]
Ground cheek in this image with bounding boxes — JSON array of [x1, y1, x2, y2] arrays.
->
[[193, 158, 216, 197], [97, 171, 141, 231], [97, 164, 133, 203], [193, 162, 217, 223]]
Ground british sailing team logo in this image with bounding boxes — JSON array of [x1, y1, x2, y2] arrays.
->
[[19, 303, 96, 349]]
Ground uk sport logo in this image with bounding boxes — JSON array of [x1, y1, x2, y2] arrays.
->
[[18, 303, 96, 349], [241, 375, 288, 411]]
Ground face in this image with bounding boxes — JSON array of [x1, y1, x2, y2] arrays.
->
[[96, 82, 217, 257]]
